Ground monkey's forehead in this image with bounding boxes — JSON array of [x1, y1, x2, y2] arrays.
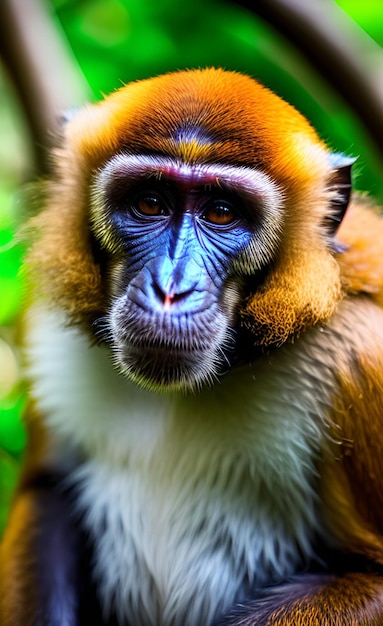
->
[[65, 68, 329, 188]]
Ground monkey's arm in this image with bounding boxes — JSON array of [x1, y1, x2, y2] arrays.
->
[[213, 571, 383, 626], [0, 406, 88, 626], [0, 479, 81, 626]]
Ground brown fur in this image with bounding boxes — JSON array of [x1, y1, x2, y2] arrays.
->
[[0, 493, 38, 625], [337, 198, 383, 306], [322, 298, 383, 546], [264, 573, 383, 626]]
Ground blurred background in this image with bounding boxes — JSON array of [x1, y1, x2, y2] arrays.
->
[[1, 0, 383, 535]]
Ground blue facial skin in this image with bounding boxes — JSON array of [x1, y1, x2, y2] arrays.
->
[[106, 179, 255, 315], [95, 172, 262, 389]]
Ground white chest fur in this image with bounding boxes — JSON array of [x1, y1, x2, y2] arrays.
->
[[26, 309, 335, 626]]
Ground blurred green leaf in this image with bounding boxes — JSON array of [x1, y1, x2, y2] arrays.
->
[[336, 0, 383, 45], [0, 395, 27, 456], [0, 449, 21, 535]]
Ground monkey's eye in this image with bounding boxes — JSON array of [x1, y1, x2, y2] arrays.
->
[[132, 192, 170, 217], [201, 201, 238, 226]]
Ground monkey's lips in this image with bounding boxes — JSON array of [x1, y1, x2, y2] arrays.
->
[[115, 339, 206, 390], [109, 297, 233, 391]]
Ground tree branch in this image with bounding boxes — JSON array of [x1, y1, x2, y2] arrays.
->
[[235, 0, 383, 160], [0, 0, 90, 173]]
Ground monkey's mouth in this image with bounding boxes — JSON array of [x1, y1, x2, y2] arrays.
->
[[111, 324, 233, 392], [108, 298, 235, 391], [114, 339, 209, 391]]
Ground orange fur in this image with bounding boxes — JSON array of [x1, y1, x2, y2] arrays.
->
[[337, 199, 383, 306], [67, 68, 326, 187], [0, 493, 38, 625], [263, 573, 383, 625], [324, 298, 383, 538], [242, 244, 342, 345]]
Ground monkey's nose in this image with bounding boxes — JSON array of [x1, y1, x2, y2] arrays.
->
[[152, 279, 195, 310], [149, 254, 201, 311]]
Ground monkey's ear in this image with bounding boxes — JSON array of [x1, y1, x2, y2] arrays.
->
[[325, 153, 357, 237], [58, 107, 82, 126], [53, 107, 83, 146]]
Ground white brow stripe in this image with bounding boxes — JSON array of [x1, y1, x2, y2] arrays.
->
[[96, 153, 284, 219]]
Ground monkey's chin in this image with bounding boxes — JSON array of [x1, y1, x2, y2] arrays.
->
[[113, 341, 225, 393]]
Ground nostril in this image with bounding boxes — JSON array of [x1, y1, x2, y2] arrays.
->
[[152, 280, 194, 310], [152, 281, 169, 306]]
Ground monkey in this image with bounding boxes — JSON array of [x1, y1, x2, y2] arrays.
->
[[2, 66, 383, 626]]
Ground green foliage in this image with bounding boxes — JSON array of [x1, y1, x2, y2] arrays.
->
[[336, 0, 383, 45], [1, 0, 382, 534]]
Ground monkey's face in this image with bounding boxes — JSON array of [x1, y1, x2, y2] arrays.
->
[[29, 69, 351, 392], [91, 156, 283, 391]]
